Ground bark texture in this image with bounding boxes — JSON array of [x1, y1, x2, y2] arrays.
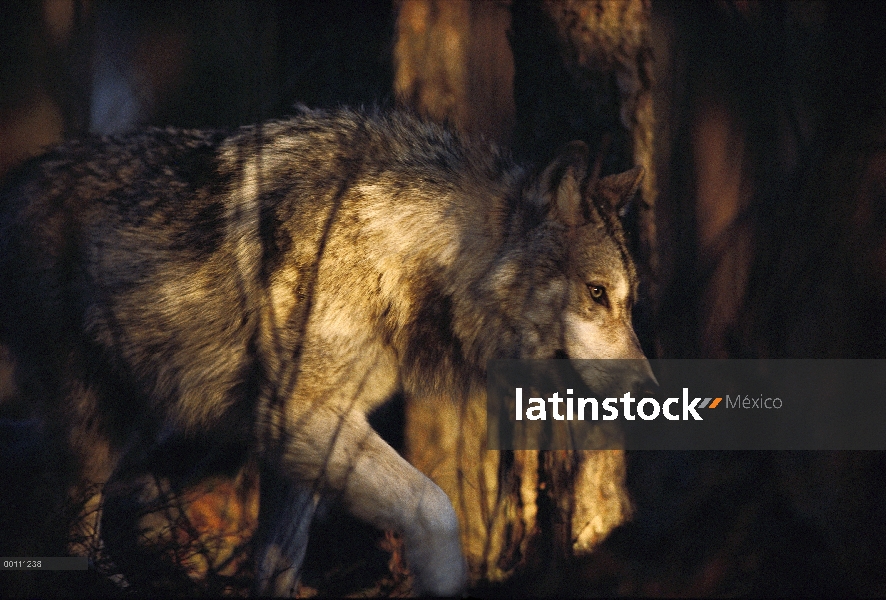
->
[[395, 1, 654, 582]]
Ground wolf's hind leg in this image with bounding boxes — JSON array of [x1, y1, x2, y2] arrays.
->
[[252, 464, 318, 597]]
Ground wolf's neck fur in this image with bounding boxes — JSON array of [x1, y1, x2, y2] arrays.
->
[[357, 166, 537, 399]]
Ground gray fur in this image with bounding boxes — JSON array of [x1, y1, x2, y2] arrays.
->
[[0, 107, 650, 595]]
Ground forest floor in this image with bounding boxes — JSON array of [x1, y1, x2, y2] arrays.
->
[[3, 415, 886, 597]]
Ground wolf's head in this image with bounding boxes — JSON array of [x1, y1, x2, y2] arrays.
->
[[478, 142, 655, 395]]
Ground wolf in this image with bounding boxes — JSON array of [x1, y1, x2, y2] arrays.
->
[[0, 107, 653, 595]]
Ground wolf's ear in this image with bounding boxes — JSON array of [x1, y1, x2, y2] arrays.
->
[[539, 140, 589, 226], [595, 166, 644, 215]]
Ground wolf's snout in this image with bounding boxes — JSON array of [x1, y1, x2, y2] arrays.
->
[[627, 339, 657, 396], [637, 357, 658, 395]]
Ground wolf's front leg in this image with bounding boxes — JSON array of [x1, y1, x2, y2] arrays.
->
[[273, 409, 467, 596], [252, 465, 318, 597]]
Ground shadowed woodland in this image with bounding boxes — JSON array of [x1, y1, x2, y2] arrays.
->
[[1, 0, 885, 596]]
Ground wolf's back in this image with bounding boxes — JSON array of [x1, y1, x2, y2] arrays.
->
[[0, 127, 255, 434], [0, 108, 516, 433]]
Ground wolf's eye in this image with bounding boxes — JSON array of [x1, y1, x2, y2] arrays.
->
[[587, 284, 608, 306]]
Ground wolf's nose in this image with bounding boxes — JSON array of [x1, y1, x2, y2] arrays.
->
[[648, 368, 659, 388], [639, 359, 658, 392]]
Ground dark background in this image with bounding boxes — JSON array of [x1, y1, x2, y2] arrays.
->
[[2, 0, 885, 596]]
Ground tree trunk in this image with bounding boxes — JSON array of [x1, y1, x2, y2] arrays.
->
[[393, 0, 515, 143], [394, 0, 654, 585]]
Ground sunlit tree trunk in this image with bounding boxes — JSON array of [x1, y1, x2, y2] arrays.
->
[[394, 0, 655, 585], [394, 0, 515, 144]]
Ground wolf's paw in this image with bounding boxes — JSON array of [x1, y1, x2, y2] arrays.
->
[[405, 485, 467, 596]]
